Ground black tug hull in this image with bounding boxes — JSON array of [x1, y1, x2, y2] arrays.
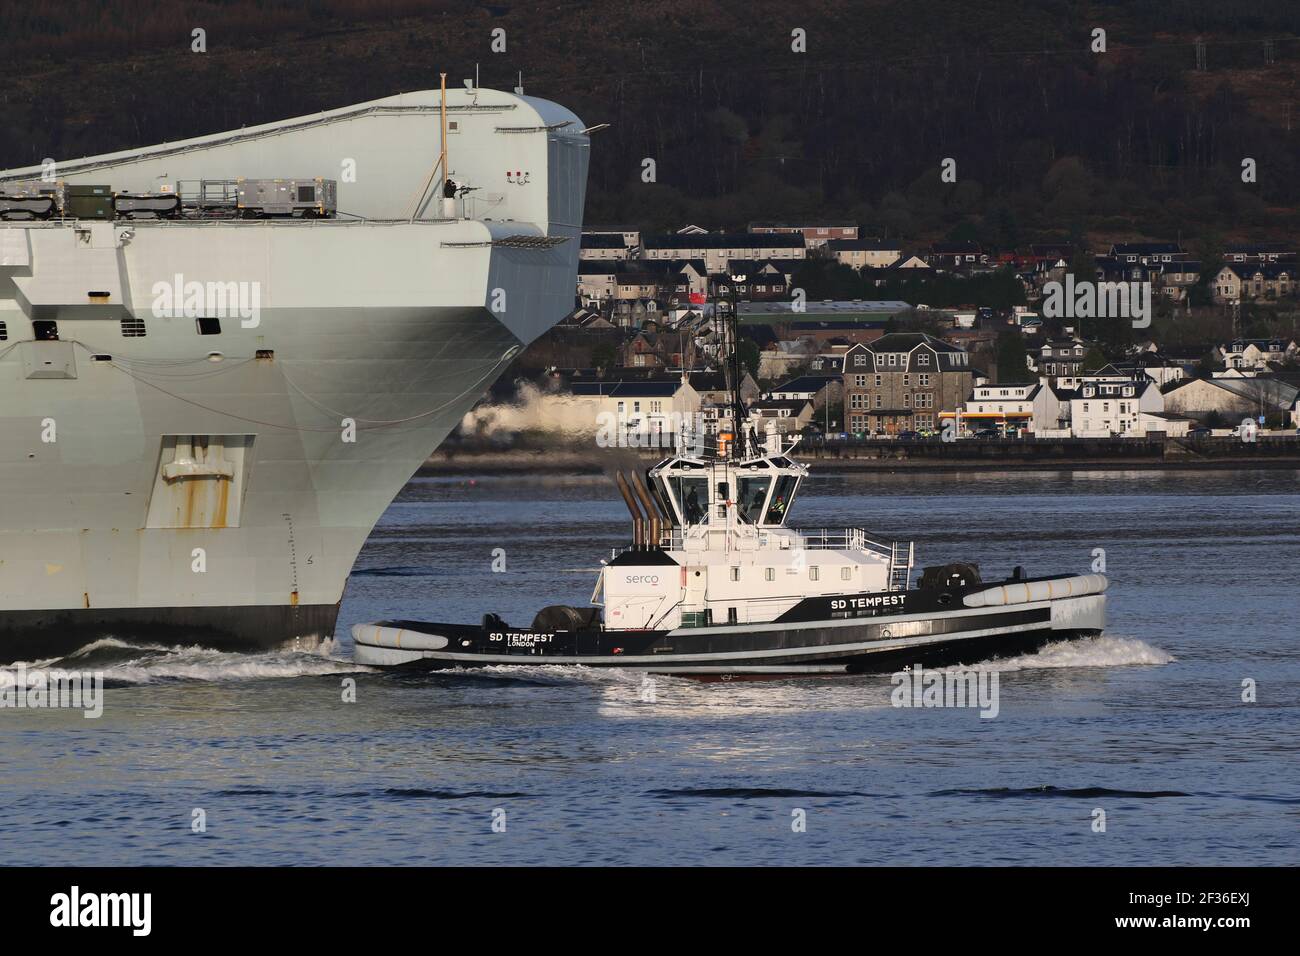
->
[[352, 579, 1106, 677]]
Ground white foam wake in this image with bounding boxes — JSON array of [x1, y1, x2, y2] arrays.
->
[[99, 648, 370, 684], [11, 636, 176, 670], [972, 635, 1173, 672], [5, 638, 369, 685]]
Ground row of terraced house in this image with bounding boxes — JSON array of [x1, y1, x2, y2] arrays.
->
[[575, 226, 1298, 321]]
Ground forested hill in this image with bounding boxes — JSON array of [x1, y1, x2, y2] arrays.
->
[[2, 0, 1298, 245]]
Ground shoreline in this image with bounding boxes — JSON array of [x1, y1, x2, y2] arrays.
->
[[421, 446, 1300, 475]]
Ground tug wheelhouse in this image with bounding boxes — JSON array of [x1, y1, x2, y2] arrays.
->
[[594, 425, 909, 632], [651, 454, 804, 531]]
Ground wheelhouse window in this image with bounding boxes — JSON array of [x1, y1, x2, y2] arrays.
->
[[764, 474, 798, 524], [737, 475, 771, 524], [671, 475, 708, 525]]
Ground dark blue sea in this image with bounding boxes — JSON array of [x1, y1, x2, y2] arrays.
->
[[2, 469, 1297, 865]]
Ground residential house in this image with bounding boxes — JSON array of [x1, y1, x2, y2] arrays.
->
[[748, 398, 815, 435], [579, 232, 632, 260], [767, 374, 843, 428], [576, 260, 619, 307], [1092, 256, 1159, 284], [1027, 243, 1076, 274], [636, 259, 711, 303], [610, 299, 669, 331], [891, 254, 932, 271], [808, 347, 853, 373], [951, 379, 1069, 436], [749, 222, 858, 248], [1107, 242, 1189, 265], [623, 330, 683, 367], [717, 259, 793, 301], [841, 333, 974, 435], [1035, 337, 1092, 379], [687, 370, 761, 407], [768, 373, 842, 402], [1070, 379, 1164, 437], [1093, 356, 1185, 389], [1216, 339, 1299, 371], [926, 242, 988, 270], [826, 238, 902, 269], [1153, 260, 1201, 301], [583, 225, 642, 250], [1223, 241, 1296, 264], [758, 339, 819, 381], [568, 377, 701, 448], [1211, 264, 1295, 304], [642, 232, 807, 272], [613, 270, 670, 303], [557, 307, 615, 330]]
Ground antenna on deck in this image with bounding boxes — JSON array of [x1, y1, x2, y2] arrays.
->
[[711, 283, 751, 461], [405, 72, 450, 222]]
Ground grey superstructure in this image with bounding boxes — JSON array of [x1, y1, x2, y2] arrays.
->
[[0, 88, 589, 660]]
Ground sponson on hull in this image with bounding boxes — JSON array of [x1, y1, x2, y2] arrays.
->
[[353, 344, 1107, 677]]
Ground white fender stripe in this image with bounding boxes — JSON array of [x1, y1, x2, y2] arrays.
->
[[964, 574, 1107, 608], [351, 623, 449, 651]]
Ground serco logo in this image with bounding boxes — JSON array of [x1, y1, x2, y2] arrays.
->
[[625, 574, 661, 585]]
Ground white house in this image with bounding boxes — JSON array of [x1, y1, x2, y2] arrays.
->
[[748, 398, 815, 435], [1215, 339, 1299, 371], [568, 377, 702, 448], [1070, 379, 1163, 437], [951, 379, 1069, 436], [1093, 360, 1186, 389]]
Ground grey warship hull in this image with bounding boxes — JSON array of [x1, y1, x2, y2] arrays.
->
[[0, 89, 589, 661]]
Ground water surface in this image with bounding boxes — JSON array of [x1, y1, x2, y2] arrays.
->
[[2, 469, 1296, 865]]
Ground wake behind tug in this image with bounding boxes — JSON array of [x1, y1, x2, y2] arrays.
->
[[352, 428, 1107, 677]]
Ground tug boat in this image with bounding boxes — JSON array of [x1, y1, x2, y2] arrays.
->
[[352, 425, 1107, 677]]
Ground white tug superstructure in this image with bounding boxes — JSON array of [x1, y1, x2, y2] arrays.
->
[[595, 426, 912, 633]]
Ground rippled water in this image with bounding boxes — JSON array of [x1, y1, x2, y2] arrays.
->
[[2, 469, 1297, 865]]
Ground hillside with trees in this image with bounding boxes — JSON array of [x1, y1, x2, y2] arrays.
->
[[1, 0, 1297, 249]]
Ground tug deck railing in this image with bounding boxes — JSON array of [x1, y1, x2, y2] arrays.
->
[[611, 527, 915, 590]]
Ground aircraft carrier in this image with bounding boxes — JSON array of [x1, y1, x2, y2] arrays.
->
[[0, 86, 589, 661]]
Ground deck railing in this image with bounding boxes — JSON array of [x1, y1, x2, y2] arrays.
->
[[613, 527, 909, 563], [610, 526, 914, 590]]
